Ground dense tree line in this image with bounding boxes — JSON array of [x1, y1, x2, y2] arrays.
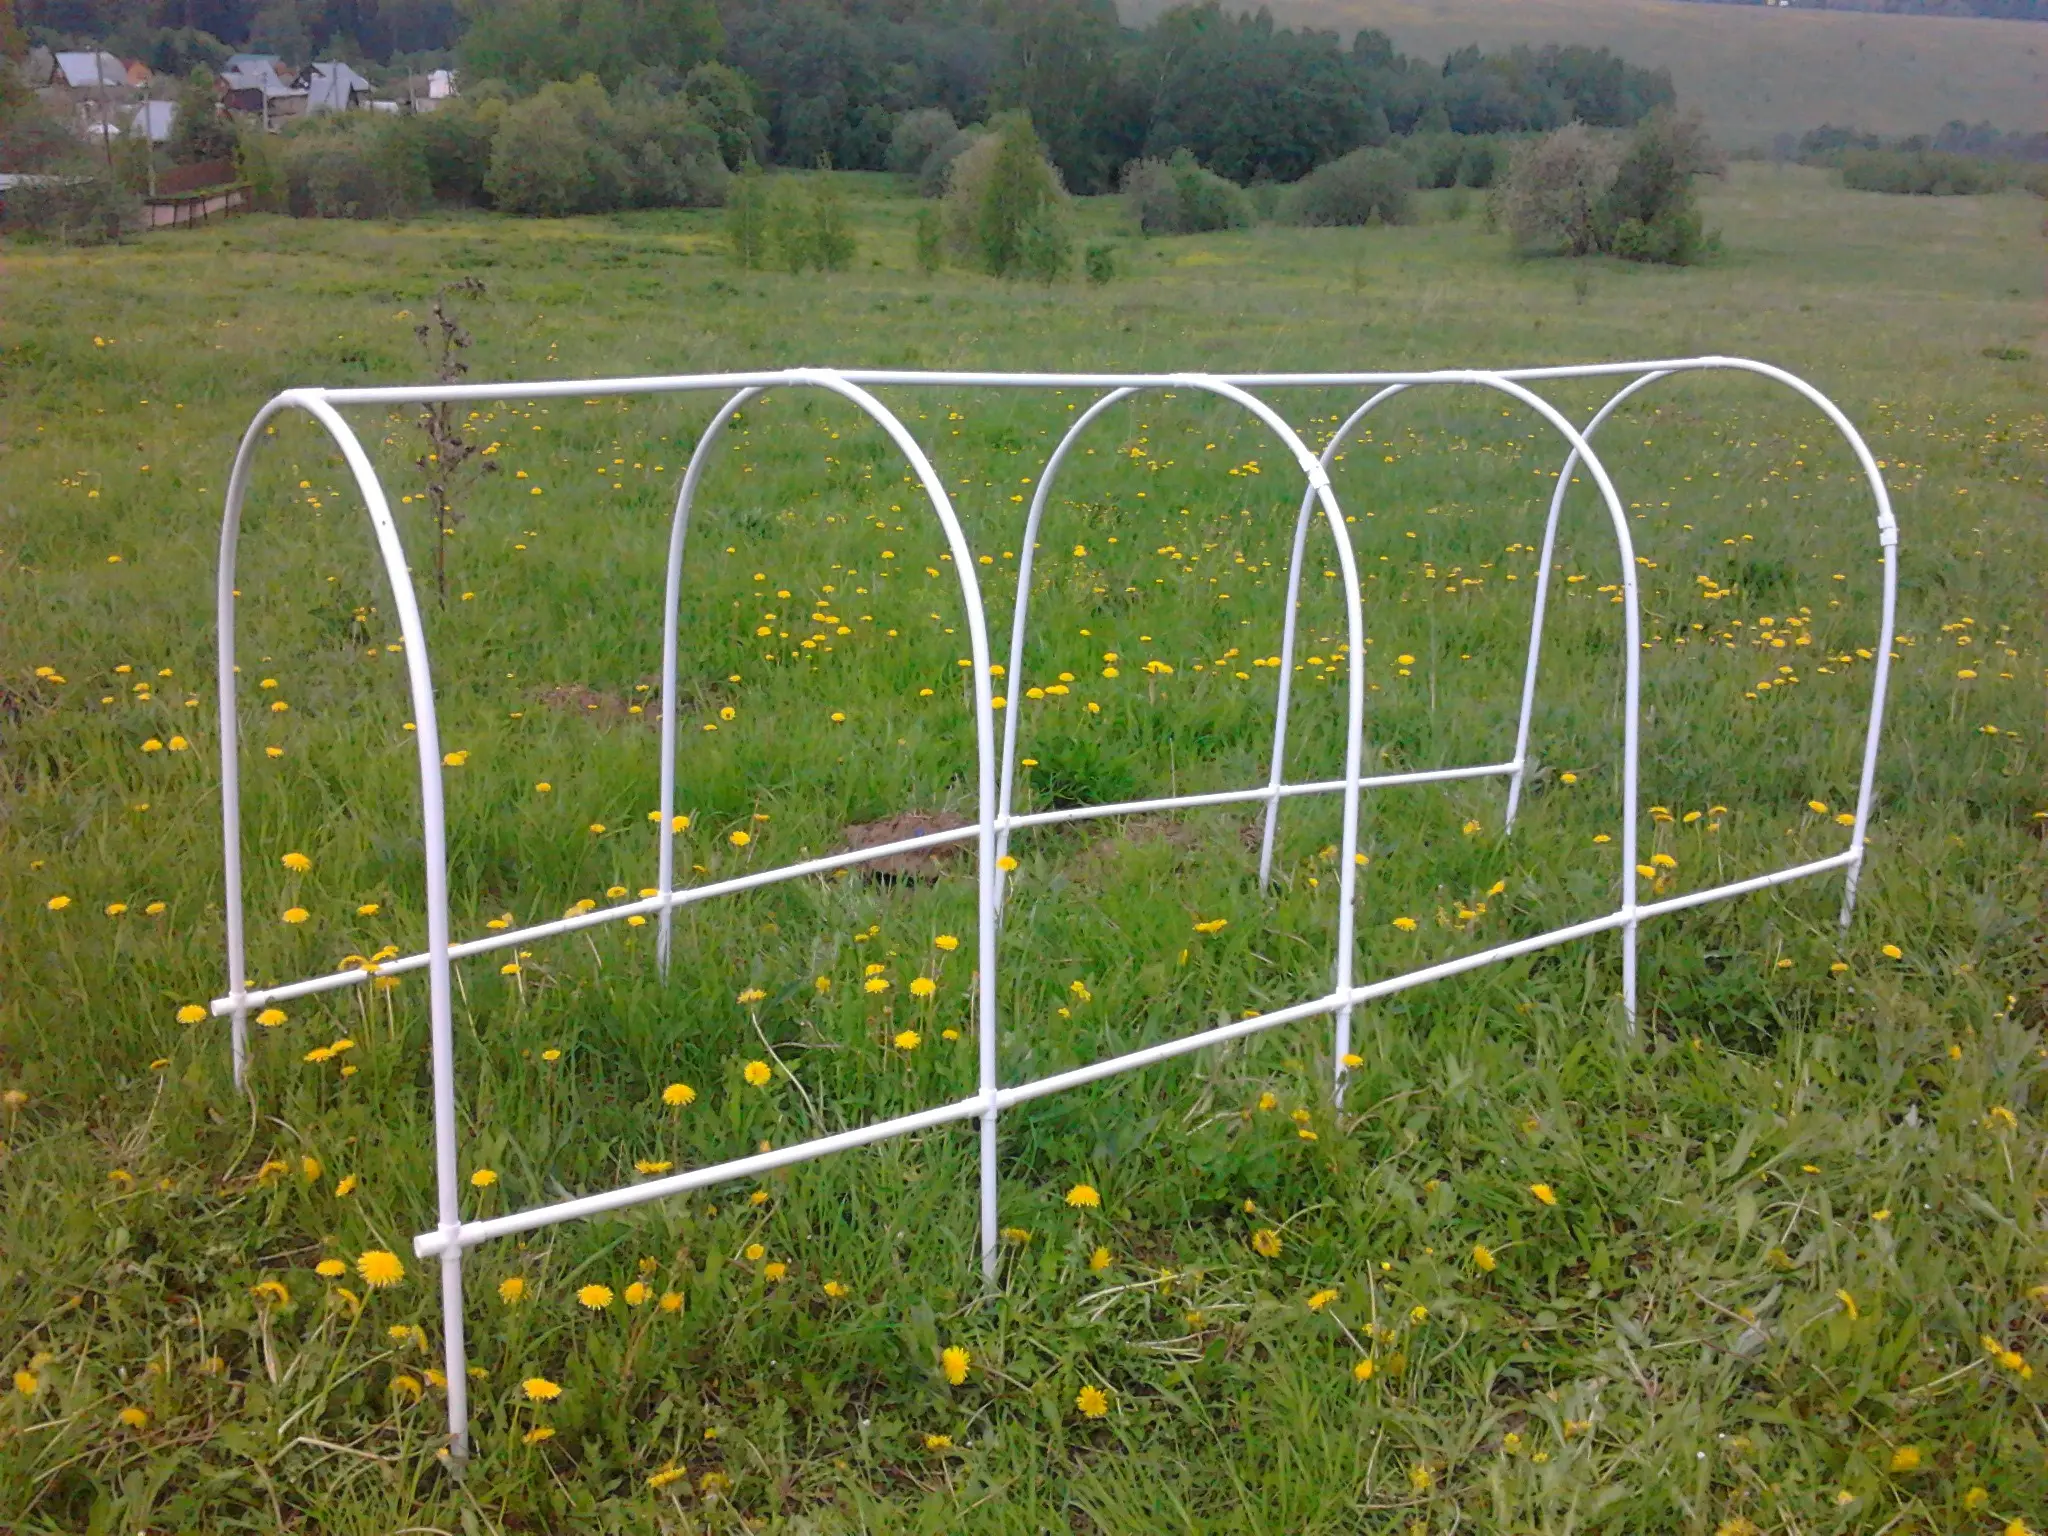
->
[[16, 0, 1674, 194]]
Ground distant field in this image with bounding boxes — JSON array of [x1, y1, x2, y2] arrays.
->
[[1122, 0, 2048, 146]]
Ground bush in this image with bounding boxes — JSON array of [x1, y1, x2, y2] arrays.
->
[[280, 119, 431, 220], [1018, 205, 1072, 283], [0, 171, 135, 244], [485, 80, 626, 216], [1083, 241, 1116, 285], [168, 66, 237, 166], [947, 111, 1069, 279], [1495, 123, 1617, 256], [1279, 148, 1414, 227], [1841, 150, 2003, 196], [1497, 114, 1716, 264], [410, 103, 498, 205], [1122, 149, 1250, 235], [766, 173, 854, 273], [913, 204, 942, 273], [482, 76, 726, 217], [888, 109, 958, 175], [727, 159, 770, 267], [235, 120, 284, 211]]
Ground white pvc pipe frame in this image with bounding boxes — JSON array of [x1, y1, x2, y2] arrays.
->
[[210, 359, 1897, 1459]]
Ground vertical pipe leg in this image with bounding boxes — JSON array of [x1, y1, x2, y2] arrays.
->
[[1258, 486, 1318, 890], [440, 1244, 470, 1462], [1622, 920, 1638, 1034], [979, 1108, 998, 1280]]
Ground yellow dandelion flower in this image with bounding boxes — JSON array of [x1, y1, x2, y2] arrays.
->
[[1193, 917, 1228, 934], [763, 1261, 787, 1282], [934, 933, 960, 951], [1088, 1246, 1112, 1271], [13, 1370, 38, 1396], [743, 1060, 772, 1086], [909, 975, 936, 998], [662, 1081, 697, 1107], [996, 855, 1018, 871], [1076, 1384, 1110, 1419], [177, 1004, 207, 1024], [659, 1291, 683, 1312], [577, 1283, 614, 1310], [470, 1168, 497, 1188], [356, 1250, 403, 1287], [1529, 1183, 1558, 1206], [282, 851, 312, 872], [334, 1174, 358, 1196], [1836, 1289, 1859, 1320], [522, 1376, 561, 1401], [1306, 1288, 1338, 1312], [315, 1258, 346, 1278], [1472, 1243, 1497, 1272], [635, 1159, 673, 1174], [1888, 1444, 1920, 1472], [623, 1281, 650, 1306], [892, 1029, 921, 1051], [1066, 1183, 1101, 1208], [1392, 916, 1417, 932], [1409, 1462, 1433, 1492], [647, 1463, 685, 1488], [941, 1346, 970, 1385], [736, 986, 766, 1004], [522, 1425, 556, 1445], [498, 1276, 527, 1305], [46, 894, 72, 911], [442, 750, 468, 767], [282, 907, 309, 924], [865, 976, 891, 994], [1352, 1357, 1375, 1381], [1251, 1228, 1282, 1258], [1963, 1487, 1989, 1511], [1880, 943, 1903, 960], [824, 1279, 850, 1298], [730, 829, 751, 847], [924, 1432, 953, 1450]]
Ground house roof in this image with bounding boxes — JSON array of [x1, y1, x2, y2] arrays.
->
[[301, 61, 371, 111], [53, 51, 128, 89], [222, 54, 295, 96], [128, 100, 176, 142]]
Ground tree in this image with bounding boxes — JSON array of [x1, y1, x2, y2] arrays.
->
[[1495, 123, 1617, 256], [0, 0, 27, 60], [726, 158, 770, 266], [458, 0, 720, 91], [483, 76, 625, 215], [1278, 146, 1414, 226], [950, 110, 1066, 277], [681, 61, 763, 171], [168, 67, 237, 167]]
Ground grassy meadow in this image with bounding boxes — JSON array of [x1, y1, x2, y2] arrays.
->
[[1, 165, 2045, 1533], [1129, 0, 2048, 150]]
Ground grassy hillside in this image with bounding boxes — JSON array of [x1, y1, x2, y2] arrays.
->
[[1122, 0, 2048, 147], [2, 167, 2044, 1531]]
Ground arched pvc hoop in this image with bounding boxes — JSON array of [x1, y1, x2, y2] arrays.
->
[[208, 360, 1895, 1461]]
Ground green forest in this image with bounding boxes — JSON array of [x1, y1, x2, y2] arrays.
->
[[12, 0, 1676, 191]]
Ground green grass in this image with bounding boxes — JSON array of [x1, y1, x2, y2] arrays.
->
[[1128, 0, 2048, 149], [1, 166, 2044, 1533]]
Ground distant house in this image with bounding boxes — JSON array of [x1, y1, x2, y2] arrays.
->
[[220, 54, 307, 127], [35, 49, 130, 111], [300, 61, 371, 114], [126, 100, 177, 144], [429, 68, 456, 101], [394, 68, 458, 113]]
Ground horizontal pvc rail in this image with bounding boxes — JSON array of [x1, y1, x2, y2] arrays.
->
[[213, 360, 1896, 1462]]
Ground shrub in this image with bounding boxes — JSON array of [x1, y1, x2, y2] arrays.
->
[[1122, 149, 1250, 235], [913, 204, 942, 273], [1018, 205, 1073, 283], [1083, 241, 1116, 285], [485, 79, 627, 216], [167, 66, 236, 166], [612, 94, 729, 209], [765, 173, 854, 273], [727, 159, 770, 267], [280, 119, 431, 220], [916, 126, 974, 198], [947, 111, 1069, 279], [235, 120, 285, 211], [1495, 123, 1617, 256], [1459, 137, 1501, 189], [1279, 148, 1415, 227], [1497, 114, 1716, 264], [410, 104, 498, 205], [888, 108, 958, 175], [1840, 150, 2003, 196], [0, 170, 135, 244]]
